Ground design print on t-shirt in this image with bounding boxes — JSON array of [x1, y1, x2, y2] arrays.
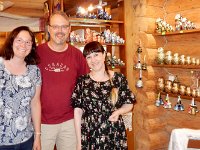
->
[[45, 62, 69, 72]]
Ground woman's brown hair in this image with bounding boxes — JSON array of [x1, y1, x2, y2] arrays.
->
[[0, 26, 39, 65]]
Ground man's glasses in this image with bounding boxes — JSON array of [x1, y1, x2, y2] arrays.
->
[[49, 25, 70, 31], [14, 38, 32, 47]]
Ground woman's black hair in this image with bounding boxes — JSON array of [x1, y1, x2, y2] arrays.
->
[[83, 41, 109, 72], [83, 41, 105, 57], [0, 26, 39, 65]]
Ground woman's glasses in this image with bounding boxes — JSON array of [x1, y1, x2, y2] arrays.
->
[[14, 38, 32, 47]]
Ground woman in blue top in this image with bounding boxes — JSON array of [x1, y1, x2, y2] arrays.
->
[[0, 26, 41, 150]]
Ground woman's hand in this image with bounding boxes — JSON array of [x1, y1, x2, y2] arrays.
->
[[109, 104, 133, 122], [74, 108, 83, 150], [108, 110, 120, 122], [76, 142, 81, 150], [33, 135, 41, 150]]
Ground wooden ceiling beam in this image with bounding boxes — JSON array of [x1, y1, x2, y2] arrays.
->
[[3, 7, 44, 18]]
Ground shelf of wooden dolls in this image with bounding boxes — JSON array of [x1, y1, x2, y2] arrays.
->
[[68, 7, 126, 76], [160, 91, 200, 102], [152, 64, 200, 70], [153, 29, 200, 36]]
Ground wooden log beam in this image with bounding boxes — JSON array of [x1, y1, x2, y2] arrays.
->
[[142, 80, 156, 92], [144, 118, 166, 133], [139, 32, 165, 48], [166, 111, 200, 129], [145, 91, 157, 105], [166, 0, 200, 13], [149, 131, 169, 148], [143, 104, 165, 118], [4, 7, 44, 18], [9, 0, 45, 9]]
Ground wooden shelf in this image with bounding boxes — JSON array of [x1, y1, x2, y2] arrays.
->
[[69, 18, 124, 27], [108, 66, 126, 69], [70, 23, 111, 27], [69, 17, 124, 24], [70, 42, 125, 47], [152, 64, 200, 70], [153, 29, 200, 36], [67, 2, 126, 76], [160, 92, 200, 102]]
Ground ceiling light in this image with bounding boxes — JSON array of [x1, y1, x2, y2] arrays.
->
[[88, 5, 94, 12]]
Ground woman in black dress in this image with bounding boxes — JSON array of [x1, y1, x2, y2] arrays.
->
[[72, 41, 136, 150]]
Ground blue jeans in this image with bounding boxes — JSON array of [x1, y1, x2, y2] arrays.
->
[[0, 135, 34, 150]]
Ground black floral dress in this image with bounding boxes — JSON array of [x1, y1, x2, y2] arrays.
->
[[71, 72, 135, 150]]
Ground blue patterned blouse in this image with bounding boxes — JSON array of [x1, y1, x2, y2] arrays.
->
[[0, 57, 41, 145]]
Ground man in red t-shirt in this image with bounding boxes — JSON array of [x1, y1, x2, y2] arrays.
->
[[37, 11, 89, 150]]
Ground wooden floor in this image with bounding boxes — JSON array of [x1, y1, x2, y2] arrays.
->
[[127, 130, 134, 150]]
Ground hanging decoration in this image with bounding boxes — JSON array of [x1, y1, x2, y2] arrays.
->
[[142, 55, 147, 70], [134, 46, 142, 70], [136, 69, 143, 88], [134, 42, 147, 88]]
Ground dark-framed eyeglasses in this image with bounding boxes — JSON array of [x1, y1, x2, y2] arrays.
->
[[49, 24, 70, 31]]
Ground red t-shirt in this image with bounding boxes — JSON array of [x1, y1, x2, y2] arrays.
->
[[37, 43, 89, 124]]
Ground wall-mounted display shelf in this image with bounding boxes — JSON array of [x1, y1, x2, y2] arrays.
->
[[108, 65, 126, 69], [69, 18, 124, 28], [69, 17, 124, 24], [69, 12, 126, 75], [70, 42, 125, 47], [154, 29, 200, 36], [152, 64, 200, 70], [160, 91, 200, 102]]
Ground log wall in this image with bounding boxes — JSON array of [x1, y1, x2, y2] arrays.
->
[[131, 0, 200, 149]]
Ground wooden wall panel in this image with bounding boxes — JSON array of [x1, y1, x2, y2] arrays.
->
[[133, 0, 200, 149], [166, 0, 200, 13], [145, 6, 164, 18], [2, 0, 45, 17], [9, 0, 46, 9], [165, 9, 200, 28], [0, 33, 8, 49], [146, 0, 165, 7], [124, 0, 136, 92], [164, 42, 200, 57], [4, 7, 44, 17]]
